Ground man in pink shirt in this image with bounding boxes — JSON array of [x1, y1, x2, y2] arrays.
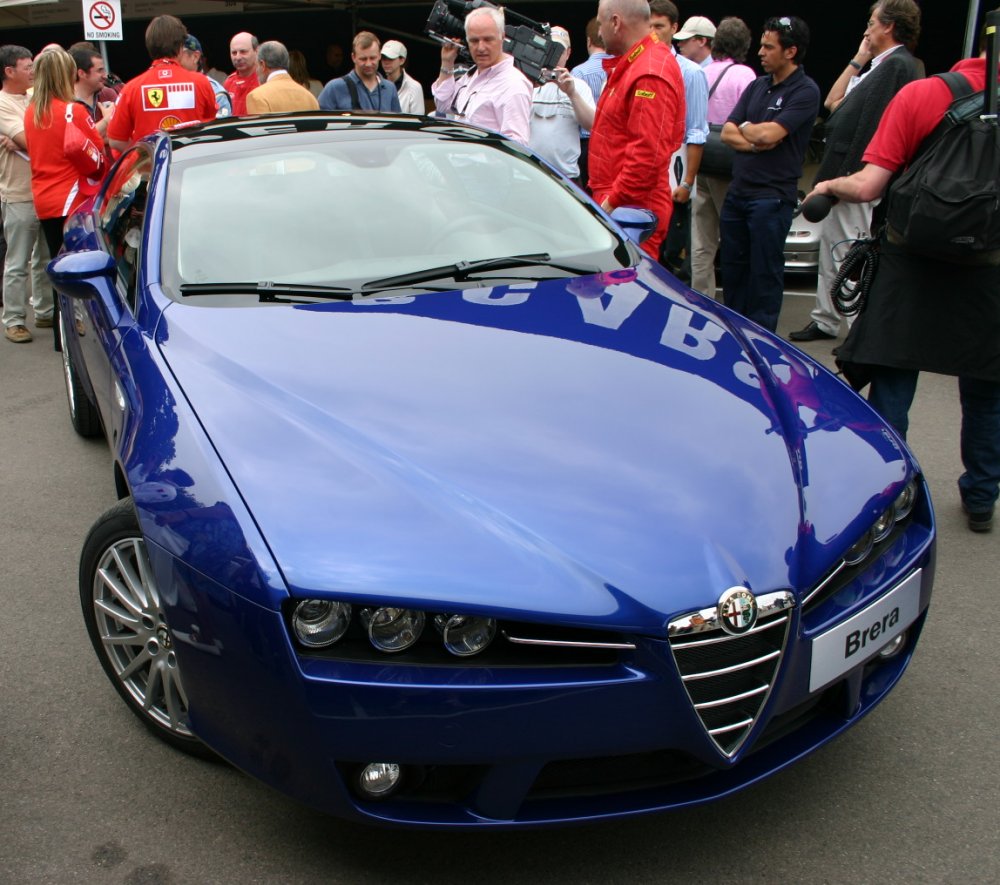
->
[[690, 16, 756, 297], [432, 6, 532, 145]]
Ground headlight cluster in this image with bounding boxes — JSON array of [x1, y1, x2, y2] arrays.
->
[[291, 601, 497, 657], [843, 477, 919, 566]]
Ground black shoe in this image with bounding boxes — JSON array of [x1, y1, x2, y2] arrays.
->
[[962, 503, 994, 533], [789, 321, 837, 342]]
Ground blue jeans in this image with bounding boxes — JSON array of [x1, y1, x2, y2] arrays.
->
[[719, 194, 794, 332], [868, 367, 1000, 512]]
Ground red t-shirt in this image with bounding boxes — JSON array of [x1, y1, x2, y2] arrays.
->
[[864, 58, 993, 172], [107, 59, 217, 145], [224, 70, 259, 116], [588, 33, 685, 258], [24, 99, 105, 220]]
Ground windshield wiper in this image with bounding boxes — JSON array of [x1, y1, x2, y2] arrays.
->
[[361, 253, 599, 292], [179, 281, 355, 302]]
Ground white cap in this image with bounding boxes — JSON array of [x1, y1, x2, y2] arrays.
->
[[674, 16, 716, 40], [381, 39, 407, 59]]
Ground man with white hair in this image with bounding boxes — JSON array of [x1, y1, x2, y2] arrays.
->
[[247, 41, 319, 113], [588, 0, 684, 258], [529, 27, 595, 183], [432, 6, 532, 145]]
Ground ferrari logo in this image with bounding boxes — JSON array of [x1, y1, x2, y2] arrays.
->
[[145, 87, 164, 108]]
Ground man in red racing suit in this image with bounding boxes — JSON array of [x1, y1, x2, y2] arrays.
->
[[588, 0, 685, 259]]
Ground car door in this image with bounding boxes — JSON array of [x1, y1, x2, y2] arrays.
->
[[73, 146, 153, 442]]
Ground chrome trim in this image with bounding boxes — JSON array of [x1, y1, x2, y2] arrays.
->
[[802, 561, 846, 607], [693, 684, 769, 710], [667, 590, 795, 638], [681, 649, 781, 681], [502, 631, 636, 650], [708, 717, 754, 736], [671, 615, 787, 649]]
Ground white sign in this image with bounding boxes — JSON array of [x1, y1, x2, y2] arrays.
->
[[83, 0, 122, 40], [809, 568, 922, 692]]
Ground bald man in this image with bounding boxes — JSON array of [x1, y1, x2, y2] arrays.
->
[[225, 31, 259, 115]]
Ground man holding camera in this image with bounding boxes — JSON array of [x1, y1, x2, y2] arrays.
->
[[432, 6, 532, 145]]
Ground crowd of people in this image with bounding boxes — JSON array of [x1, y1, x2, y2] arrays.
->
[[0, 1, 998, 531]]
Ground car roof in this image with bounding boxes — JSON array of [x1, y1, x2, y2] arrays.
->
[[164, 111, 501, 153]]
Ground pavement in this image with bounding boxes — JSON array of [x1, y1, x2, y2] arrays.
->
[[0, 287, 997, 885]]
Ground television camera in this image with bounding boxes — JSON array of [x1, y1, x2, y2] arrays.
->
[[424, 0, 564, 84]]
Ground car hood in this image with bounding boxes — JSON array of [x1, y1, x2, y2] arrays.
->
[[155, 264, 909, 628]]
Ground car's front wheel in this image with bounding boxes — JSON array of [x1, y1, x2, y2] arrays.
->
[[80, 498, 215, 759]]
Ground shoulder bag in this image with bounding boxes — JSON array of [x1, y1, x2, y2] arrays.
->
[[699, 64, 737, 179]]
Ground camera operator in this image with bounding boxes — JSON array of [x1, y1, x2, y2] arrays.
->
[[432, 5, 532, 145]]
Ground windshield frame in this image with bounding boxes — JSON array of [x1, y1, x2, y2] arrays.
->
[[159, 126, 635, 305]]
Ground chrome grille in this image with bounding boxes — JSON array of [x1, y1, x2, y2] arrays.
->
[[668, 591, 795, 757]]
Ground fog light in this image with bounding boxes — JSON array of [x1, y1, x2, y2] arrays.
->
[[358, 762, 401, 798], [843, 529, 874, 566], [877, 631, 907, 659], [292, 600, 351, 648], [441, 615, 496, 657], [362, 607, 425, 652]]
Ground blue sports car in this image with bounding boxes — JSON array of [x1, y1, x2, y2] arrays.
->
[[53, 113, 935, 829]]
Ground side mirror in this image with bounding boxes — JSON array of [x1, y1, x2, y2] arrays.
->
[[610, 206, 658, 245], [47, 249, 116, 300]]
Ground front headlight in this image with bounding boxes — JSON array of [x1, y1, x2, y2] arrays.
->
[[292, 600, 352, 648], [844, 477, 920, 567], [436, 614, 497, 657], [361, 606, 425, 653]]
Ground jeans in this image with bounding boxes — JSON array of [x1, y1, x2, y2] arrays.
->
[[720, 193, 794, 332], [868, 366, 1000, 512], [1, 199, 52, 328]]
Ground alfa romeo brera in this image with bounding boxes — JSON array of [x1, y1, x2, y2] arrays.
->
[[51, 113, 935, 828]]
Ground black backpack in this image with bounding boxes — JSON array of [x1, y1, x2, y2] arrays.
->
[[884, 71, 1000, 266]]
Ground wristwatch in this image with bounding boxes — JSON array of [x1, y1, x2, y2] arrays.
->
[[738, 121, 751, 133]]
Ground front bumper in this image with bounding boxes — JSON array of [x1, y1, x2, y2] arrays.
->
[[152, 519, 934, 829]]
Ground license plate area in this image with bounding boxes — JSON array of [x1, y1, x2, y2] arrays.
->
[[809, 569, 922, 692]]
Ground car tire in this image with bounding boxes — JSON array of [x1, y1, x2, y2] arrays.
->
[[80, 497, 217, 760], [61, 309, 102, 438]]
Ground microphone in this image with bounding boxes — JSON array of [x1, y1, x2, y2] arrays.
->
[[799, 194, 838, 223]]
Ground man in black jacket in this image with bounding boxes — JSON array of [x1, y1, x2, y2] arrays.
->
[[789, 0, 921, 343]]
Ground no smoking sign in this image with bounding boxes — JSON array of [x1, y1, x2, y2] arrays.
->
[[83, 0, 122, 40]]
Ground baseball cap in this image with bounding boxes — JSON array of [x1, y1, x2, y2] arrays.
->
[[183, 34, 203, 53], [550, 26, 570, 49], [674, 16, 716, 40], [381, 39, 407, 59]]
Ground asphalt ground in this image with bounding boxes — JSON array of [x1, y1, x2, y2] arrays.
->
[[1, 289, 997, 885]]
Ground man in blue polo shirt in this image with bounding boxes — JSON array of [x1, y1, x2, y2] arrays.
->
[[319, 31, 401, 113], [719, 16, 819, 331]]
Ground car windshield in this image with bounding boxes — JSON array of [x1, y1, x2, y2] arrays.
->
[[160, 128, 629, 302]]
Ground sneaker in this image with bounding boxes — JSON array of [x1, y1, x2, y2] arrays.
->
[[34, 314, 54, 328], [962, 503, 994, 533], [5, 324, 32, 343]]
